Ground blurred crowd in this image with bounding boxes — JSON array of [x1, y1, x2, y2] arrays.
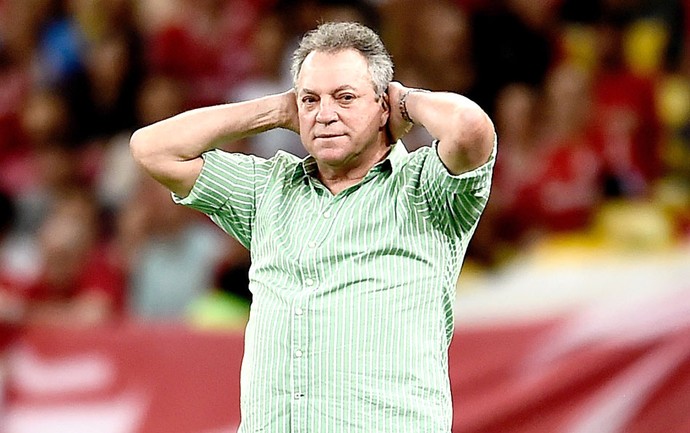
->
[[0, 0, 689, 329]]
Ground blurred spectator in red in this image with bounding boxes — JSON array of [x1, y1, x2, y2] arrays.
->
[[468, 83, 539, 264], [12, 87, 81, 232], [0, 0, 47, 193], [10, 188, 125, 326], [588, 19, 662, 197], [0, 87, 77, 295], [146, 0, 268, 108], [528, 62, 604, 232], [472, 63, 604, 264], [229, 11, 304, 158]]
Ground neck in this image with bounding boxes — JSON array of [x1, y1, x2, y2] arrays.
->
[[316, 143, 391, 195]]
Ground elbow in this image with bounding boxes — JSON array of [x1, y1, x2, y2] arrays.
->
[[129, 126, 155, 169], [128, 125, 200, 197], [447, 106, 495, 170]]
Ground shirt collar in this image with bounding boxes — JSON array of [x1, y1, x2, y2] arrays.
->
[[293, 140, 409, 182], [384, 140, 409, 173]]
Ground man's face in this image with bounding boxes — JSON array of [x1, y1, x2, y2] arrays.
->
[[296, 49, 389, 170]]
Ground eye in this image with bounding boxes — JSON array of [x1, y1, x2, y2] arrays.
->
[[338, 93, 356, 104], [302, 95, 317, 105]]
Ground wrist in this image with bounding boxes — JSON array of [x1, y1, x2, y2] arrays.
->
[[278, 91, 299, 132], [399, 89, 429, 124]]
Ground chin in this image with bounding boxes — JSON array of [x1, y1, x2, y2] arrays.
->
[[314, 146, 353, 164], [315, 149, 347, 163]]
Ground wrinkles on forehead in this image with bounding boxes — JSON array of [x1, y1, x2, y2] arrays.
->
[[296, 49, 378, 97]]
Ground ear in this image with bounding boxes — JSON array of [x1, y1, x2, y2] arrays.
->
[[379, 92, 390, 128]]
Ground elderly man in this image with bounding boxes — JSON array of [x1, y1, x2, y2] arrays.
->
[[131, 21, 495, 433]]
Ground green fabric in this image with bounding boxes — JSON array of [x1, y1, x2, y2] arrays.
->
[[174, 140, 495, 433]]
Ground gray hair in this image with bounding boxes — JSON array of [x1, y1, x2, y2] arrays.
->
[[290, 22, 394, 96]]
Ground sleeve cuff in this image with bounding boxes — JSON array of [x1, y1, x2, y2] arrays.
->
[[429, 135, 496, 193]]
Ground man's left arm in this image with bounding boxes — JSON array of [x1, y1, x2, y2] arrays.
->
[[387, 82, 495, 174]]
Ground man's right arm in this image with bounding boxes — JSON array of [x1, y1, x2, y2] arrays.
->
[[130, 91, 299, 197]]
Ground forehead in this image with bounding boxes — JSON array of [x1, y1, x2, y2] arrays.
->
[[297, 49, 374, 93]]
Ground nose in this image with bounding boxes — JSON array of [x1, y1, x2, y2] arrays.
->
[[315, 98, 338, 124]]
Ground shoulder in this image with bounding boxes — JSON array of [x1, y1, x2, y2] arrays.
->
[[202, 148, 302, 175], [401, 139, 496, 193]]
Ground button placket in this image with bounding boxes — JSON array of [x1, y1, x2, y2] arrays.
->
[[290, 295, 309, 429]]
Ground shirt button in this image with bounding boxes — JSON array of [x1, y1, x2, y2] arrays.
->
[[308, 241, 317, 248], [294, 349, 303, 358], [295, 307, 304, 316], [294, 392, 304, 400], [305, 278, 314, 287], [322, 210, 331, 219]]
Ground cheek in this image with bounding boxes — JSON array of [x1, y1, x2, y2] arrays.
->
[[297, 115, 311, 140], [298, 111, 314, 129], [299, 130, 311, 147]]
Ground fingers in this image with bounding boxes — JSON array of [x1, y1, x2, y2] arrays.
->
[[384, 82, 413, 142], [281, 89, 300, 133], [387, 81, 407, 105]]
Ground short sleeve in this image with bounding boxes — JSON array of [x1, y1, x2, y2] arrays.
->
[[418, 136, 497, 237], [172, 149, 263, 249]]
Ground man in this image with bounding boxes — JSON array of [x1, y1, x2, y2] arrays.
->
[[131, 21, 496, 433]]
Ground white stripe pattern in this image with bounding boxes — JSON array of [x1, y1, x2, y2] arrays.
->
[[174, 140, 495, 433]]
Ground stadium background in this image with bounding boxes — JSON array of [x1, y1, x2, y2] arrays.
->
[[1, 0, 689, 432]]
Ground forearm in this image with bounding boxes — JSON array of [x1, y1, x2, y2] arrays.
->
[[130, 92, 297, 196], [133, 94, 292, 160], [403, 90, 494, 174]]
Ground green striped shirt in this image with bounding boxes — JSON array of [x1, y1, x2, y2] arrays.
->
[[174, 140, 495, 433]]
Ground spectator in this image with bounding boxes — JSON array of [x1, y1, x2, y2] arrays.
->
[[146, 0, 265, 107], [381, 0, 473, 150], [588, 19, 663, 197], [468, 83, 540, 264], [94, 73, 183, 214], [526, 62, 604, 234], [393, 0, 474, 94], [14, 188, 125, 326], [0, 0, 42, 195], [230, 12, 305, 158], [62, 29, 143, 147], [118, 176, 233, 320], [13, 87, 80, 232], [483, 63, 604, 253]]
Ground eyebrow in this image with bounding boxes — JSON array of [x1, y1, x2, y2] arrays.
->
[[300, 85, 358, 95]]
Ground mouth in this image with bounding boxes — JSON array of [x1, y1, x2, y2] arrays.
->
[[315, 133, 344, 139]]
